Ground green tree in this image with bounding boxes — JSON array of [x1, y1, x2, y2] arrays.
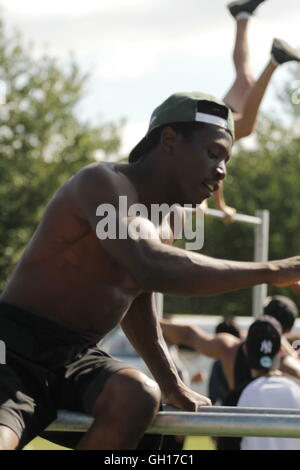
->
[[0, 18, 122, 289]]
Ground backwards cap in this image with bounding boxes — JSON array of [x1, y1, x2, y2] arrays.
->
[[246, 316, 282, 371], [128, 92, 235, 163]]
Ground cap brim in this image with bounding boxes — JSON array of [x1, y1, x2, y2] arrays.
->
[[128, 135, 149, 163]]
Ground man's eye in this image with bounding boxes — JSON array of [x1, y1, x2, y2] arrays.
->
[[208, 150, 219, 159]]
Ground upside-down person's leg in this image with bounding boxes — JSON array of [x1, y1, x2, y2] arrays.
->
[[223, 17, 255, 114], [233, 38, 300, 140], [234, 59, 276, 140], [76, 369, 161, 450], [224, 0, 267, 109], [216, 9, 257, 221]]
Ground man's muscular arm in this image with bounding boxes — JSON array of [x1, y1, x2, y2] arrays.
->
[[72, 165, 300, 296], [121, 293, 211, 410]]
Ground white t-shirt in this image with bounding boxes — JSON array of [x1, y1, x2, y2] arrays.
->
[[238, 376, 300, 450]]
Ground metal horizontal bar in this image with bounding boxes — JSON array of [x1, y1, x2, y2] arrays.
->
[[46, 409, 300, 438], [205, 208, 262, 225], [184, 207, 262, 225], [48, 411, 93, 433], [149, 412, 300, 438], [182, 406, 300, 416]]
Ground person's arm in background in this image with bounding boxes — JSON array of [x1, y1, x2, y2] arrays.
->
[[281, 336, 299, 358], [160, 319, 240, 359], [286, 334, 300, 356], [160, 319, 241, 389], [280, 354, 300, 381]]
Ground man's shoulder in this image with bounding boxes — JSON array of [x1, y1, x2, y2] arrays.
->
[[70, 162, 137, 204], [74, 162, 119, 187]]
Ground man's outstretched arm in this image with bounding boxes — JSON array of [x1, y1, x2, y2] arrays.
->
[[72, 165, 300, 296], [121, 293, 211, 411], [115, 234, 300, 297]]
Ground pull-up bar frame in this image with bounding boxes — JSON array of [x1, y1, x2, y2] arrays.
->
[[155, 208, 270, 318], [47, 406, 300, 438]]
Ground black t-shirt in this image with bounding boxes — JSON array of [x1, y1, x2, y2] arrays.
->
[[216, 379, 254, 450], [233, 342, 252, 389], [209, 359, 230, 405]]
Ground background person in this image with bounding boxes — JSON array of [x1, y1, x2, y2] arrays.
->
[[209, 317, 241, 405], [161, 295, 300, 390], [218, 316, 300, 450], [202, 0, 300, 222]]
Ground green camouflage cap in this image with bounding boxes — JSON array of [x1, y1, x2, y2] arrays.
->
[[129, 91, 235, 163]]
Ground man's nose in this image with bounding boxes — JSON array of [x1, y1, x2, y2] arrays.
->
[[215, 162, 227, 181]]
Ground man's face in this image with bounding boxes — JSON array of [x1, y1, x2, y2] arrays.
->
[[168, 124, 233, 205]]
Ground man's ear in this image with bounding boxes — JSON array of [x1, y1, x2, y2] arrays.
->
[[159, 126, 179, 154]]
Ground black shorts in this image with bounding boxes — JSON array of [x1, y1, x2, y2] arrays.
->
[[0, 302, 134, 448]]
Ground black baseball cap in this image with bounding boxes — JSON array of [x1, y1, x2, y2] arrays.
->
[[128, 92, 235, 163], [246, 316, 282, 371]]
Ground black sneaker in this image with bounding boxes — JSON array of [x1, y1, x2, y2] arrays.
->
[[227, 0, 266, 18], [271, 38, 300, 65]]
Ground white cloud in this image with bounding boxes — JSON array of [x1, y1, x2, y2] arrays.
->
[[2, 0, 300, 81], [2, 0, 153, 17], [1, 0, 300, 136], [120, 120, 148, 157], [94, 41, 157, 79]]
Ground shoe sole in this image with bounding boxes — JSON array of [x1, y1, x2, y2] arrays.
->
[[227, 0, 265, 17], [272, 39, 300, 63]]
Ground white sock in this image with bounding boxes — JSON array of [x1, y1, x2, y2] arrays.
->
[[271, 55, 280, 67], [236, 12, 252, 21]]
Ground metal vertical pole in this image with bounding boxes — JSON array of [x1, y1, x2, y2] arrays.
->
[[155, 292, 164, 319], [252, 210, 270, 318]]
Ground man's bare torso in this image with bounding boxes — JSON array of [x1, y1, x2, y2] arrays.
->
[[1, 162, 177, 342]]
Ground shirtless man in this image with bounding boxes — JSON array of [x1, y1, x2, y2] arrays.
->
[[1, 92, 300, 450], [207, 0, 300, 222]]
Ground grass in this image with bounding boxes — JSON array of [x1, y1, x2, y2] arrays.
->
[[24, 437, 69, 451], [183, 436, 215, 451], [24, 436, 215, 451]]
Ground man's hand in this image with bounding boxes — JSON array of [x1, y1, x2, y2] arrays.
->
[[289, 281, 300, 292], [164, 383, 212, 412], [271, 257, 300, 289]]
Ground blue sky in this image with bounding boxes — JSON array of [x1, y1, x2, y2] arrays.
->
[[1, 0, 300, 155]]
